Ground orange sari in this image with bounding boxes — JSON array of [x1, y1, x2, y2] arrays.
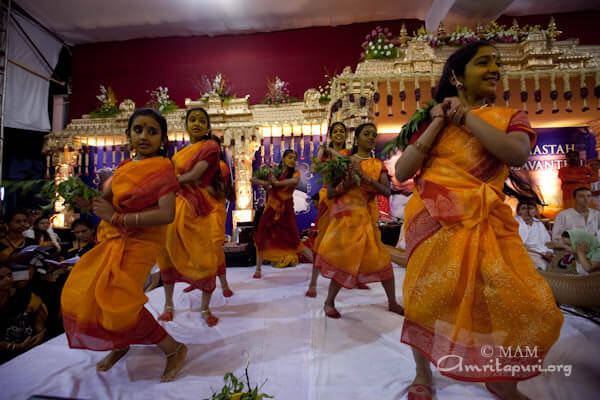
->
[[61, 157, 179, 350], [313, 148, 351, 253], [314, 158, 393, 288], [158, 140, 224, 293], [255, 169, 304, 267], [401, 107, 563, 381]]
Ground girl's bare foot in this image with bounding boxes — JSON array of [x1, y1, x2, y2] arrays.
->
[[96, 347, 130, 371], [160, 343, 188, 382], [305, 285, 317, 297], [323, 302, 341, 318]]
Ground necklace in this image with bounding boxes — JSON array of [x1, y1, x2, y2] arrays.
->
[[354, 154, 371, 160]]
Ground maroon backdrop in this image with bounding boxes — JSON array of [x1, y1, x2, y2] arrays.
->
[[71, 11, 600, 120]]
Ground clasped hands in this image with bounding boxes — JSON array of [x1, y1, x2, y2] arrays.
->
[[429, 97, 470, 126]]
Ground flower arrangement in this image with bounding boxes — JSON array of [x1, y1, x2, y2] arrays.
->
[[317, 73, 335, 104], [447, 27, 479, 46], [409, 20, 558, 49], [200, 73, 235, 101], [263, 76, 293, 105], [361, 26, 397, 60], [484, 21, 519, 43], [89, 85, 118, 118], [147, 86, 178, 114]]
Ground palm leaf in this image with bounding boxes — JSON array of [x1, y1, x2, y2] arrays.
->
[[382, 101, 437, 157]]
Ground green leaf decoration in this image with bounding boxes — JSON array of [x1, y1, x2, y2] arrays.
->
[[2, 176, 102, 215], [311, 155, 361, 188], [252, 166, 272, 181], [382, 101, 437, 157]]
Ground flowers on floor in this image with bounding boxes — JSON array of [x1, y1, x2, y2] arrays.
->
[[205, 359, 273, 400], [361, 26, 397, 60], [89, 85, 118, 118], [200, 73, 235, 101], [263, 76, 292, 105], [147, 86, 178, 114]]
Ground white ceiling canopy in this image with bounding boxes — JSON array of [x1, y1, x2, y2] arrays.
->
[[15, 0, 600, 45]]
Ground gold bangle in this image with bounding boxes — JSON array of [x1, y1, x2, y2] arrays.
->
[[136, 212, 140, 226], [123, 214, 129, 228], [413, 141, 430, 154]]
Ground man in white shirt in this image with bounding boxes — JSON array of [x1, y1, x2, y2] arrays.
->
[[552, 187, 600, 241], [516, 201, 552, 270]]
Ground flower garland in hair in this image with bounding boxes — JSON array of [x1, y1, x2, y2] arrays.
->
[[382, 101, 436, 157]]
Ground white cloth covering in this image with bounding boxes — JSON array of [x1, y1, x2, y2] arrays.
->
[[551, 208, 600, 241], [516, 216, 552, 270], [0, 265, 598, 400]]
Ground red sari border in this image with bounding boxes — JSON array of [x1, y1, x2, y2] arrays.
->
[[401, 318, 546, 382], [315, 254, 394, 289], [405, 207, 442, 261], [160, 267, 217, 293], [63, 309, 167, 351]]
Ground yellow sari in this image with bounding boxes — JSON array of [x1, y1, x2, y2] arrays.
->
[[157, 140, 224, 292], [401, 107, 563, 381], [315, 158, 393, 288], [61, 157, 179, 350]]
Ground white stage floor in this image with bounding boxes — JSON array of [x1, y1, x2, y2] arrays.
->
[[1, 264, 599, 400]]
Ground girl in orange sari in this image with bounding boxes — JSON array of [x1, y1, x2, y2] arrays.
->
[[61, 108, 187, 382], [314, 123, 404, 319], [252, 150, 313, 277], [157, 107, 227, 327], [394, 42, 563, 400], [305, 122, 354, 297]]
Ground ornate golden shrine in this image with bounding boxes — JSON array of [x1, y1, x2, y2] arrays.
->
[[43, 18, 600, 228]]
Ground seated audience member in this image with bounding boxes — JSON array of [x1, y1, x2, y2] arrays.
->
[[63, 218, 96, 259], [552, 187, 600, 241], [23, 209, 59, 244], [557, 151, 596, 209], [515, 201, 552, 270], [32, 214, 61, 253], [559, 230, 600, 274], [0, 265, 48, 364], [0, 210, 38, 284]]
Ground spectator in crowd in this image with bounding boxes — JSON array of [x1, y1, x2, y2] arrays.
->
[[552, 187, 600, 241], [0, 265, 48, 364], [587, 158, 600, 209], [515, 201, 552, 270], [0, 210, 37, 285], [558, 230, 600, 274], [63, 218, 96, 260], [23, 209, 60, 249], [557, 151, 596, 209], [32, 214, 61, 252]]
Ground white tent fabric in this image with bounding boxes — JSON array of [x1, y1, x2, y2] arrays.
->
[[16, 0, 597, 45], [5, 13, 63, 132], [0, 265, 598, 400]]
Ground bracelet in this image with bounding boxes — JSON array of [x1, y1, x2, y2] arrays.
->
[[413, 141, 430, 154], [111, 212, 125, 227], [136, 212, 140, 226], [123, 214, 129, 228]]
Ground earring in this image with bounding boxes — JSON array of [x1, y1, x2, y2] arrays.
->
[[451, 70, 464, 89]]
